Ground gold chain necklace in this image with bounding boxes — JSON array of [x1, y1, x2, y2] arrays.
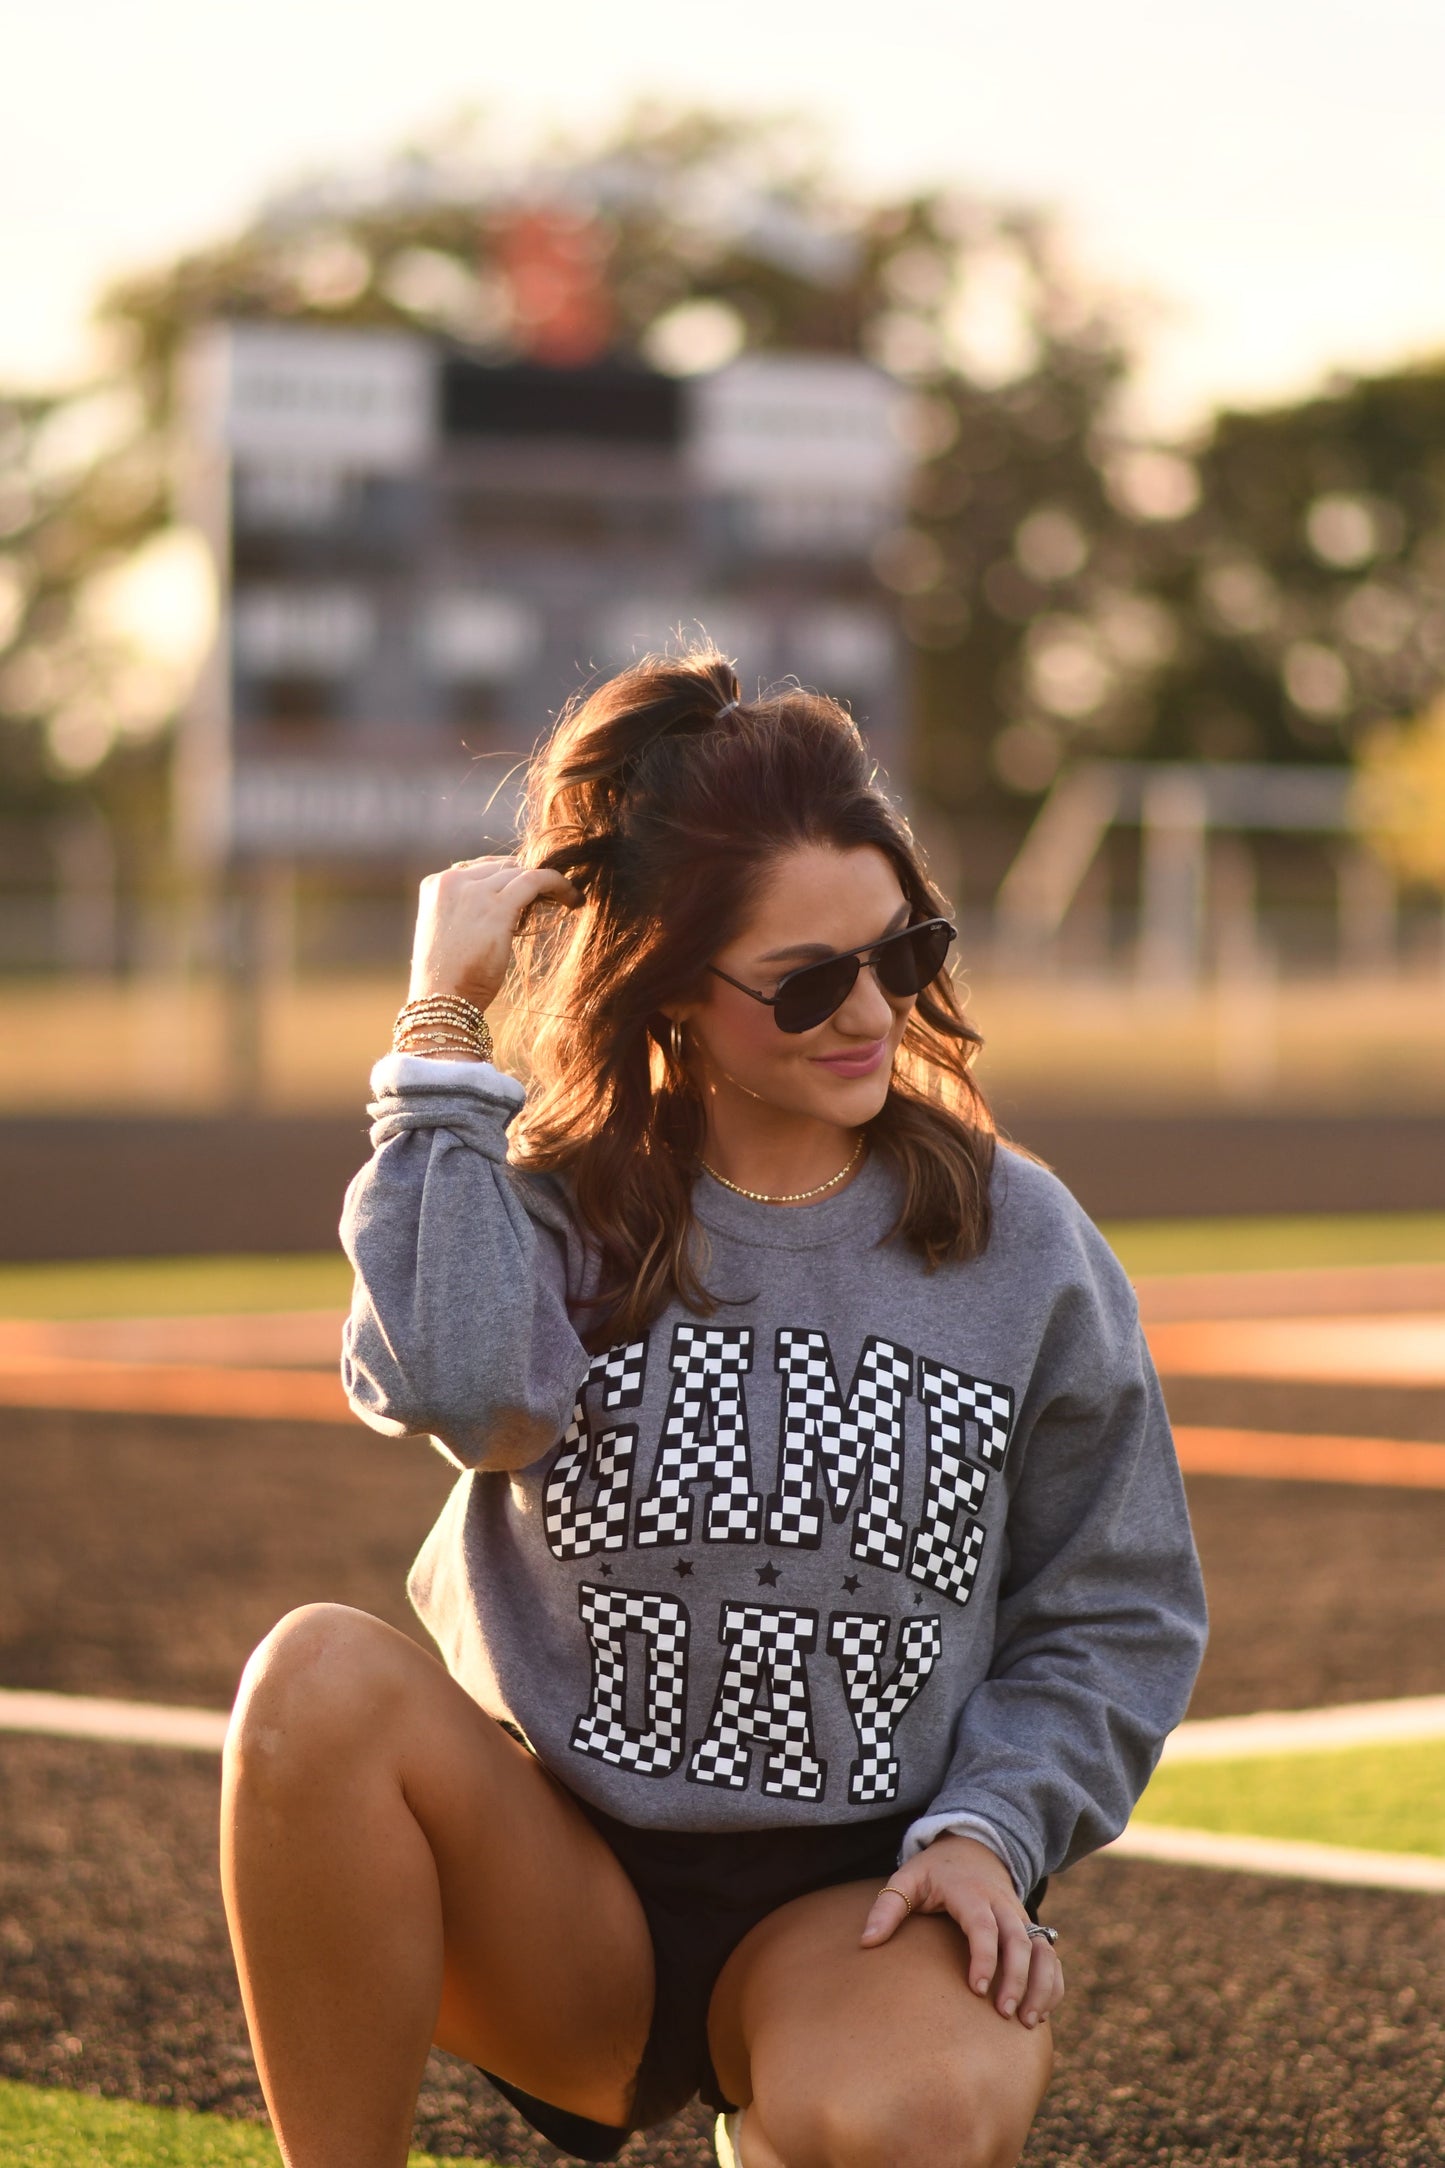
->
[[698, 1134, 865, 1204]]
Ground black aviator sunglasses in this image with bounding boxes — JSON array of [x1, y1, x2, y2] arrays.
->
[[706, 917, 956, 1035]]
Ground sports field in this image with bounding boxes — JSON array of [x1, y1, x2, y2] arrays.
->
[[5, 972, 1445, 1116], [1, 1213, 1442, 2167], [0, 2081, 474, 2165], [1136, 1737, 1445, 1856], [1, 1209, 1443, 1317]]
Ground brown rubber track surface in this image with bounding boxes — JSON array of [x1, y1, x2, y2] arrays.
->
[[3, 1405, 1445, 2164]]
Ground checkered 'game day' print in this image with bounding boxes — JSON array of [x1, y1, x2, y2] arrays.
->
[[636, 1323, 763, 1548], [688, 1603, 826, 1800], [908, 1358, 1015, 1607], [570, 1583, 690, 1777], [543, 1340, 648, 1560], [767, 1330, 913, 1569], [828, 1611, 944, 1803], [546, 1326, 1019, 1805]]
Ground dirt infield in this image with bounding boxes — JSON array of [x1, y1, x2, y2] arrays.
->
[[0, 1410, 453, 1708], [3, 1406, 1445, 1718], [3, 1405, 1445, 2164]]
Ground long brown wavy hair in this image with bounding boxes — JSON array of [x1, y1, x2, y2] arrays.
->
[[496, 645, 997, 1353]]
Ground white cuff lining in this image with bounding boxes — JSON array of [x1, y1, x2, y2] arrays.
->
[[898, 1811, 1026, 1899], [368, 1051, 526, 1105]]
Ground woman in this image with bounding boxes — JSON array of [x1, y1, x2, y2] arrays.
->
[[221, 647, 1208, 2168]]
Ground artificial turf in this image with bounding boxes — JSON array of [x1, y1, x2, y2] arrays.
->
[[0, 1254, 354, 1320], [0, 2079, 483, 2166], [1135, 1735, 1445, 1855], [1099, 1210, 1445, 1278]]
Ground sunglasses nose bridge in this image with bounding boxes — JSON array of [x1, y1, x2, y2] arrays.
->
[[818, 950, 902, 1031]]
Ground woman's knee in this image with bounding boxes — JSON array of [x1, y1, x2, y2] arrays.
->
[[758, 2058, 1039, 2168], [225, 1602, 422, 1787]]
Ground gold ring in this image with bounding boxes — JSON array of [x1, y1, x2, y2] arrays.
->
[[879, 1885, 913, 1917]]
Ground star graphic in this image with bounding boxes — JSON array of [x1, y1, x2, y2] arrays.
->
[[600, 1563, 614, 1577], [842, 1574, 861, 1594], [913, 1591, 925, 1605], [673, 1559, 695, 1579], [755, 1561, 781, 1587]]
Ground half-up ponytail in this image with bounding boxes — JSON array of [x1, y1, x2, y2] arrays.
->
[[496, 644, 995, 1352], [530, 647, 742, 881]]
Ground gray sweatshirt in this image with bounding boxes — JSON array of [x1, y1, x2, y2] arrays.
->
[[340, 1051, 1208, 1903]]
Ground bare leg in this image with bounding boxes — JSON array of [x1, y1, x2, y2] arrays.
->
[[221, 1603, 654, 2168], [707, 1881, 1053, 2168]]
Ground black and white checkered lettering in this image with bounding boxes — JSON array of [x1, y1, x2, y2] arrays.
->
[[570, 1583, 689, 1778], [828, 1611, 944, 1804], [687, 1604, 826, 1800], [543, 1340, 648, 1560], [907, 1358, 1015, 1606], [921, 1355, 1014, 1470], [636, 1323, 761, 1548], [766, 1330, 912, 1570]]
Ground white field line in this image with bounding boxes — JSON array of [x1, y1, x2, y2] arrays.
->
[[3, 1687, 1444, 1763], [0, 1688, 229, 1752], [1158, 1692, 1445, 1762], [1107, 1822, 1445, 1893]]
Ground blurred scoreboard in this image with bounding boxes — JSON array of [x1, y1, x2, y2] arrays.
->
[[176, 320, 909, 866]]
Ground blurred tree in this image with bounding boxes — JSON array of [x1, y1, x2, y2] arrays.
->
[[1133, 369, 1445, 771], [7, 101, 1445, 918], [1352, 692, 1445, 892], [0, 381, 174, 817]]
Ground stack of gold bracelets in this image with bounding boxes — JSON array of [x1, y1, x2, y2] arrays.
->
[[392, 992, 494, 1063]]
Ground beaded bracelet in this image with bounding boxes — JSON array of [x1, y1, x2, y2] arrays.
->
[[393, 993, 494, 1063]]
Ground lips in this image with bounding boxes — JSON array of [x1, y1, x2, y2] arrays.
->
[[811, 1039, 888, 1077]]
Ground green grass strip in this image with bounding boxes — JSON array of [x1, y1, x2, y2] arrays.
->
[[0, 2079, 488, 2166], [1135, 1737, 1445, 1855], [1101, 1211, 1445, 1278], [2, 1205, 1445, 1318], [3, 1211, 1445, 1319], [0, 1254, 353, 1320]]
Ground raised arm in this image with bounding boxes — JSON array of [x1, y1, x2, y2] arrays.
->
[[339, 854, 594, 1471]]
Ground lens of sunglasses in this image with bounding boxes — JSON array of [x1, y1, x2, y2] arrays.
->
[[773, 921, 954, 1032], [875, 919, 954, 998]]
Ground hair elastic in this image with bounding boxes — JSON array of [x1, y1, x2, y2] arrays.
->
[[715, 698, 743, 720]]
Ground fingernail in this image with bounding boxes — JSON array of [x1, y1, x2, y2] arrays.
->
[[1001, 2000, 1016, 2016], [1023, 2012, 1037, 2028], [973, 1978, 988, 1995]]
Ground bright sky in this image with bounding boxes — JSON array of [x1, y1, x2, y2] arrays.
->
[[2, 0, 1442, 435]]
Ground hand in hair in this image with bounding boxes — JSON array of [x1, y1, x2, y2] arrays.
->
[[409, 855, 583, 1016]]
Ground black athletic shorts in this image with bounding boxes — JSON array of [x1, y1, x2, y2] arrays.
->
[[477, 1789, 1048, 2164]]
